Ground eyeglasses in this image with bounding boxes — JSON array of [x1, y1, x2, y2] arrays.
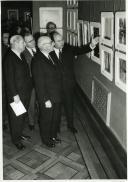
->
[[55, 39, 64, 43], [26, 39, 35, 43]]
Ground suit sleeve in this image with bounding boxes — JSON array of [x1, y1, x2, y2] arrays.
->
[[4, 56, 18, 98], [31, 58, 50, 103], [70, 43, 92, 56]]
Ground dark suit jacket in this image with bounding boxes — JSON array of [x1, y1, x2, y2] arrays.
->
[[31, 51, 62, 104], [22, 47, 34, 76], [4, 50, 32, 106], [52, 43, 92, 89]]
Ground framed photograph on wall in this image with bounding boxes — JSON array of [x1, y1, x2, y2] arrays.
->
[[115, 51, 126, 92], [69, 32, 73, 45], [77, 20, 84, 46], [115, 12, 126, 52], [73, 9, 78, 32], [90, 22, 101, 64], [39, 7, 63, 30], [101, 45, 113, 81], [101, 12, 114, 47], [67, 10, 70, 30], [72, 33, 78, 46], [8, 9, 19, 20], [83, 21, 90, 44], [69, 10, 73, 31]]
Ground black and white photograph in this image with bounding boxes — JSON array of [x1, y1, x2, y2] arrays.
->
[[101, 45, 113, 81], [1, 0, 126, 180], [101, 12, 114, 47], [90, 22, 101, 64], [115, 11, 126, 52], [115, 51, 126, 92]]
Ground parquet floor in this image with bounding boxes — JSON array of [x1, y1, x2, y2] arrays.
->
[[3, 115, 90, 180]]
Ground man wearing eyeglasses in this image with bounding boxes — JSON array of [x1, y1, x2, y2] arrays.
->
[[50, 32, 99, 134], [31, 36, 62, 148], [22, 33, 38, 131]]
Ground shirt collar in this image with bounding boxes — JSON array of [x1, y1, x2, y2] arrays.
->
[[11, 49, 22, 60], [41, 51, 49, 59]]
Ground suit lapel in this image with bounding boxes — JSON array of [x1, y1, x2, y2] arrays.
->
[[39, 51, 55, 66]]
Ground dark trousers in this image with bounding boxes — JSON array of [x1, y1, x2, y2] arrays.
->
[[39, 102, 61, 144], [8, 97, 30, 145], [62, 87, 74, 128]]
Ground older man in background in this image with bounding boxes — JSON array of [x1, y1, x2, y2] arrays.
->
[[23, 33, 38, 130]]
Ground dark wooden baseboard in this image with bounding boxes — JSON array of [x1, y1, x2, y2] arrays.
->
[[75, 83, 127, 179]]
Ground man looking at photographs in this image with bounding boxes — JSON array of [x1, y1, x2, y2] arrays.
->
[[32, 36, 62, 148], [51, 32, 99, 133], [4, 35, 32, 150]]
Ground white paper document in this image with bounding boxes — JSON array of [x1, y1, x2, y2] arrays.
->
[[10, 101, 27, 116]]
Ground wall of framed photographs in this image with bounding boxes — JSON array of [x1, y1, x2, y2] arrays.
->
[[73, 0, 126, 150], [66, 0, 78, 45]]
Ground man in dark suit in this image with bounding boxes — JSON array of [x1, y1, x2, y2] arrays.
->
[[4, 35, 32, 150], [31, 36, 61, 148], [22, 33, 37, 130], [51, 32, 99, 133]]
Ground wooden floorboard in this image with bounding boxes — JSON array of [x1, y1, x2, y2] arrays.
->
[[75, 104, 118, 179], [74, 115, 108, 179]]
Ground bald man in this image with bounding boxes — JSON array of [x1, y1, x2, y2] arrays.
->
[[4, 35, 32, 150], [31, 36, 62, 148]]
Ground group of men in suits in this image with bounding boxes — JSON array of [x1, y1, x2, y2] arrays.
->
[[4, 27, 99, 149]]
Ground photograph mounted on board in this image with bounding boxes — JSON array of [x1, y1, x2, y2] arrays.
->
[[115, 51, 126, 92], [115, 12, 126, 52], [90, 22, 101, 64], [101, 12, 114, 47], [8, 9, 19, 21], [101, 45, 113, 81]]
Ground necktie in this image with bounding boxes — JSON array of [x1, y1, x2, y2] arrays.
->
[[59, 49, 62, 61], [48, 54, 55, 65], [32, 49, 36, 56]]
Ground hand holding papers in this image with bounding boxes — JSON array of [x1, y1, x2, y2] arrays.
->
[[10, 101, 27, 116]]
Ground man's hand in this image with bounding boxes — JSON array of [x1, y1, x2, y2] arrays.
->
[[13, 95, 20, 103], [45, 100, 52, 108], [90, 36, 100, 49]]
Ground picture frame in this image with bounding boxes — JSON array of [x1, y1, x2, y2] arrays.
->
[[24, 12, 31, 22], [101, 12, 114, 47], [39, 7, 63, 30], [73, 9, 78, 32], [67, 10, 70, 30], [7, 9, 19, 20], [101, 45, 113, 81], [77, 20, 84, 47], [66, 31, 70, 44], [115, 51, 126, 92], [69, 32, 73, 46], [69, 10, 73, 31], [83, 21, 90, 58], [90, 22, 101, 64], [72, 33, 78, 46], [115, 12, 126, 52]]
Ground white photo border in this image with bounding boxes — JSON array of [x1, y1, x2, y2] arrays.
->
[[101, 45, 113, 81], [101, 12, 114, 47], [115, 51, 126, 92], [115, 11, 126, 52], [90, 22, 101, 64]]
